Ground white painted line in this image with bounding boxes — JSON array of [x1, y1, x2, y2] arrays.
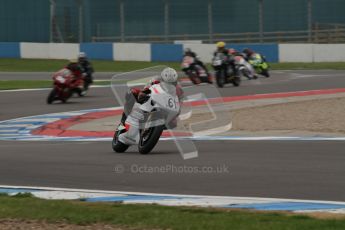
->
[[0, 88, 51, 93], [1, 185, 345, 205]]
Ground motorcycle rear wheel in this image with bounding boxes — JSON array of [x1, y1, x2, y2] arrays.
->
[[261, 69, 270, 77], [187, 71, 201, 85], [232, 77, 241, 87], [138, 125, 164, 154]]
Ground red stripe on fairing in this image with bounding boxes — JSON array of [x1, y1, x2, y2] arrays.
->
[[153, 87, 159, 94], [31, 88, 345, 138], [124, 123, 131, 131]]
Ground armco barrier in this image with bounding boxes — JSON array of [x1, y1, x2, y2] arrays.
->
[[80, 43, 113, 60], [20, 43, 78, 59], [279, 43, 345, 62], [1, 42, 345, 63], [20, 43, 50, 59], [279, 44, 314, 62], [151, 44, 183, 62], [313, 44, 345, 62], [114, 43, 151, 61], [0, 42, 20, 58]]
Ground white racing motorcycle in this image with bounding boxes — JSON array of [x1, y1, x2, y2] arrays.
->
[[112, 82, 180, 154]]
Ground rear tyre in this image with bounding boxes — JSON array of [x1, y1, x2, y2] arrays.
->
[[262, 69, 270, 77], [138, 125, 164, 154], [216, 71, 225, 88], [232, 76, 241, 87], [47, 88, 57, 104], [112, 131, 129, 153], [187, 71, 200, 85]]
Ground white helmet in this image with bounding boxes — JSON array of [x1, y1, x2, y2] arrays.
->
[[160, 67, 178, 83], [78, 52, 87, 58]]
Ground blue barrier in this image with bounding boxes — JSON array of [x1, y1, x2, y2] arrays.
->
[[1, 42, 279, 62], [151, 44, 183, 62], [0, 42, 20, 58], [80, 43, 113, 60], [227, 44, 279, 63]]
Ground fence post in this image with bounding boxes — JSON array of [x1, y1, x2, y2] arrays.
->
[[77, 0, 83, 43], [308, 0, 312, 43], [49, 0, 55, 42], [120, 0, 125, 42], [208, 0, 213, 43], [164, 0, 169, 42], [258, 0, 264, 43]]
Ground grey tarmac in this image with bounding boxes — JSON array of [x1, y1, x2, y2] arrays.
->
[[0, 70, 344, 201]]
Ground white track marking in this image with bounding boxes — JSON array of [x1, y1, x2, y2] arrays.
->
[[0, 185, 345, 214]]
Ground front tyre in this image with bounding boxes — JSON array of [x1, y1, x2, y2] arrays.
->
[[138, 125, 164, 154], [47, 88, 57, 104], [112, 131, 129, 153]]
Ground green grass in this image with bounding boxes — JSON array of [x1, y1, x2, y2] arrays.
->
[[0, 58, 180, 72], [0, 59, 344, 90], [0, 194, 344, 230], [0, 58, 345, 72], [270, 62, 345, 70], [0, 80, 110, 90]]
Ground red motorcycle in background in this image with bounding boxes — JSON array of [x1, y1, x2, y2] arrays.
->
[[47, 68, 84, 104], [181, 56, 212, 85]]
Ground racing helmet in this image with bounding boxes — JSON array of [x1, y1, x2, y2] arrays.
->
[[184, 48, 191, 53], [160, 67, 178, 83], [78, 52, 87, 62], [216, 41, 226, 48], [243, 48, 253, 56]]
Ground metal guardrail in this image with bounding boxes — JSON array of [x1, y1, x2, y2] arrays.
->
[[92, 28, 345, 44]]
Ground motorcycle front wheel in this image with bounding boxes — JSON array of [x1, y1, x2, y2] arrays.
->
[[216, 71, 225, 88], [47, 88, 57, 104], [112, 130, 129, 153], [138, 125, 164, 154]]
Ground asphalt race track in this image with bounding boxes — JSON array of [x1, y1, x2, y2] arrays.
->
[[1, 70, 345, 201]]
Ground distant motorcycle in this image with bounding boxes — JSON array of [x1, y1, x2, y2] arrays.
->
[[47, 68, 84, 104], [212, 53, 241, 88], [181, 56, 212, 84], [112, 82, 180, 154], [233, 55, 257, 80], [248, 53, 270, 77]]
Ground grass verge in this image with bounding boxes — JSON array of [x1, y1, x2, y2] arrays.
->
[[0, 193, 344, 230], [0, 58, 180, 72], [0, 58, 345, 72]]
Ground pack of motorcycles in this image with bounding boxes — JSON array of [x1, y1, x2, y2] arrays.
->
[[182, 51, 270, 88], [45, 50, 270, 155], [47, 50, 269, 104]]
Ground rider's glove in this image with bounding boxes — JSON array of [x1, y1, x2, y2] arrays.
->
[[137, 92, 150, 104]]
